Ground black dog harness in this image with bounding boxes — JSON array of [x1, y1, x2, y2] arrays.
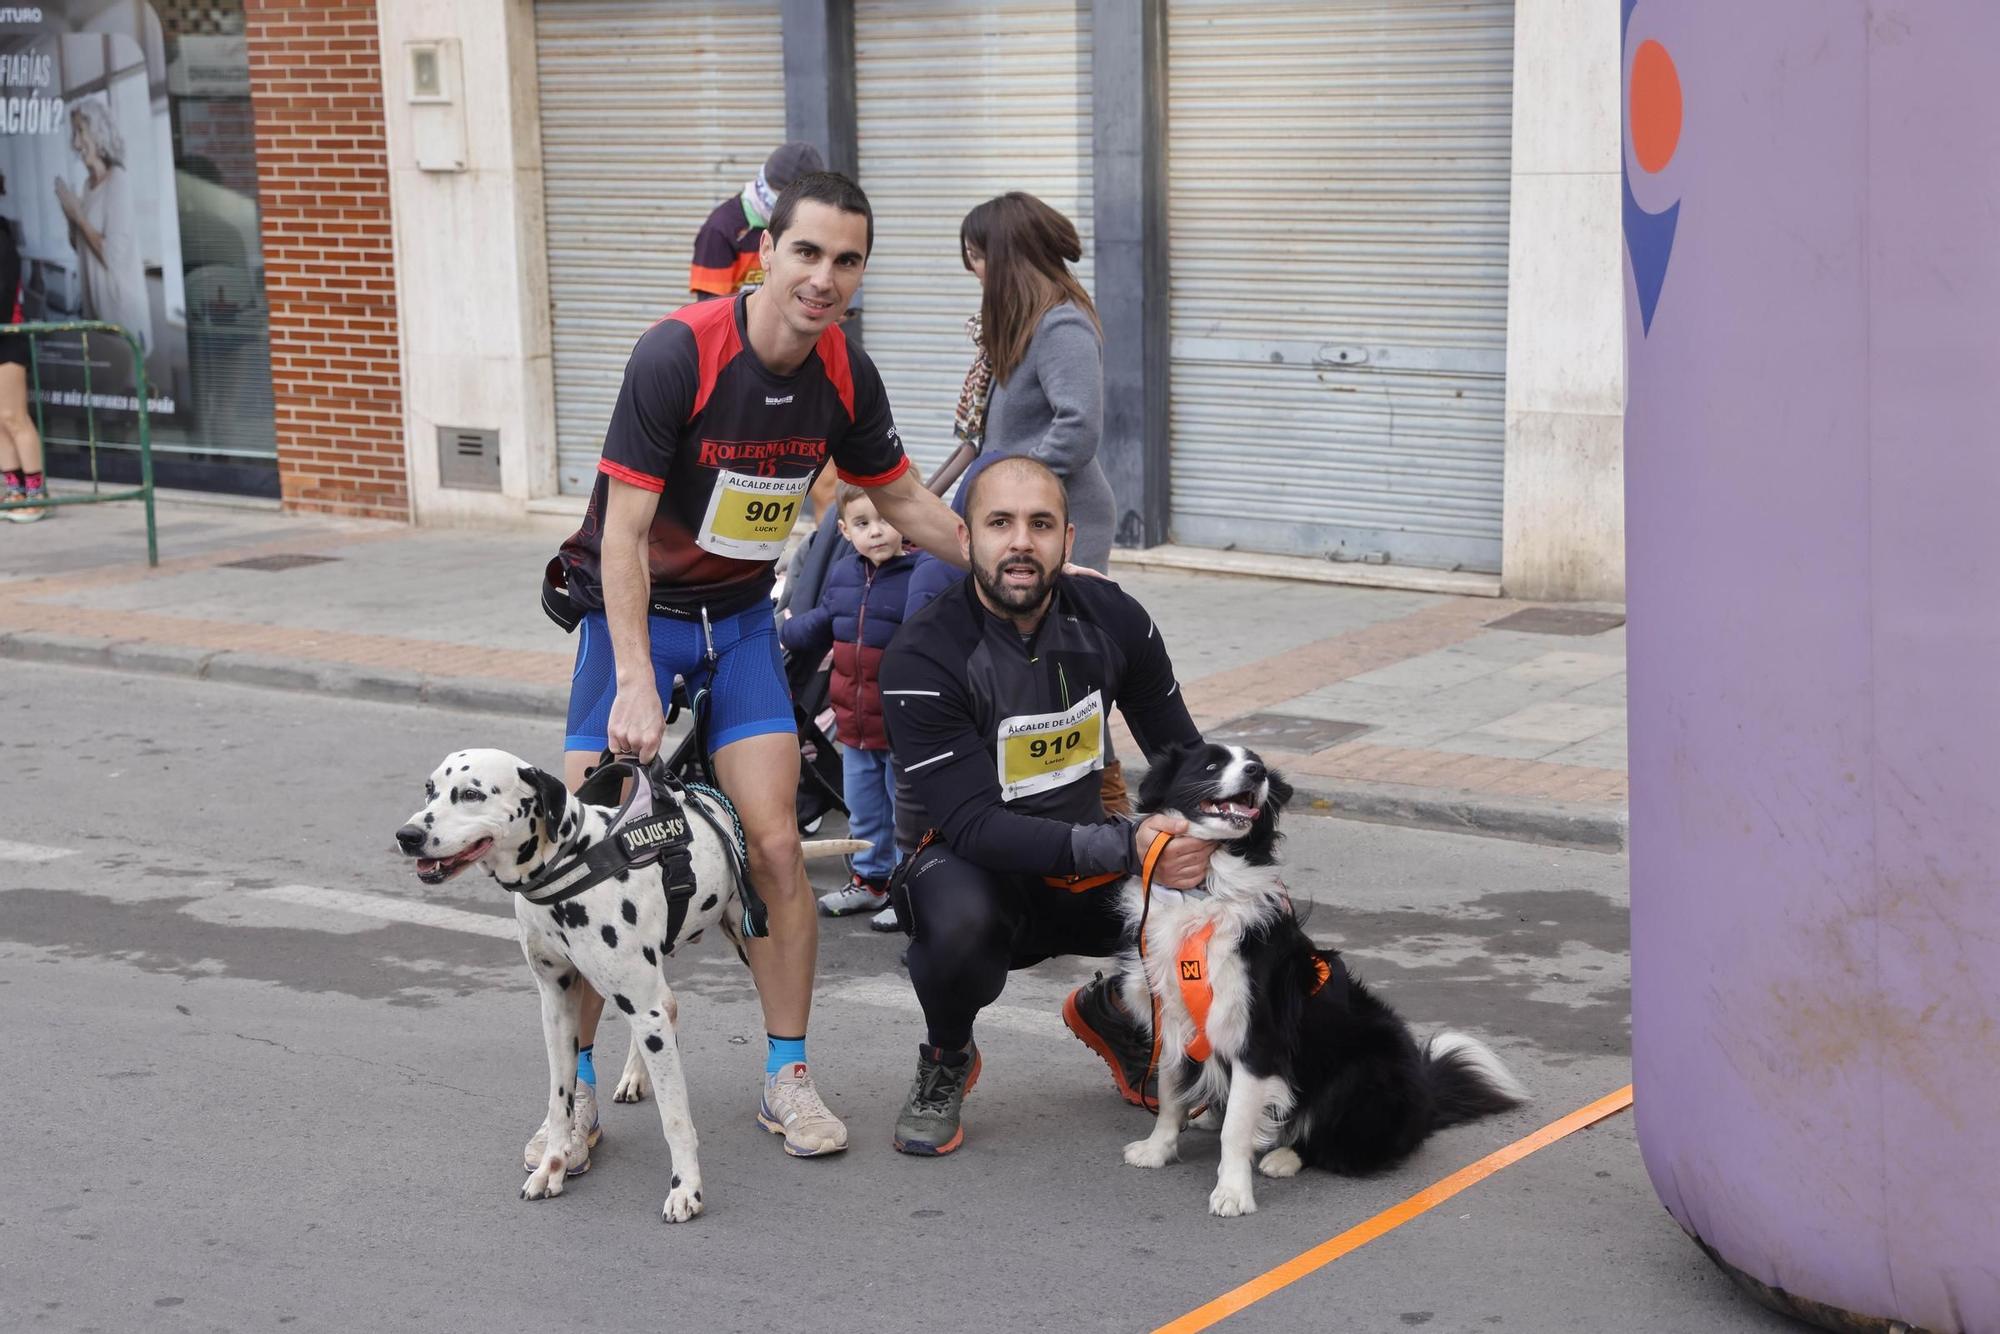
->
[[508, 756, 762, 950]]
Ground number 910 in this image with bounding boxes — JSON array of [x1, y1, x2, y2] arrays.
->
[[1028, 730, 1083, 761]]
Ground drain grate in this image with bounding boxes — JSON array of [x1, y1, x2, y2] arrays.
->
[[1486, 607, 1625, 636], [1209, 713, 1371, 753], [221, 553, 342, 573]]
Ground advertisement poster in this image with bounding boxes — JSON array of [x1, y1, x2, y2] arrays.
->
[[0, 3, 187, 432]]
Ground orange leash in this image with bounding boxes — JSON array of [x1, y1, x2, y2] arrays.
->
[[1133, 829, 1173, 1106]]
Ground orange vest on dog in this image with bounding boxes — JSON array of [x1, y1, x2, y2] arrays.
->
[[1174, 926, 1335, 1064]]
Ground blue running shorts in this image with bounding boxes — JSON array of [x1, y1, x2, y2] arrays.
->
[[565, 602, 795, 755]]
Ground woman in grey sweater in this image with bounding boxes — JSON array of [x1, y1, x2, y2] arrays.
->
[[959, 193, 1114, 573]]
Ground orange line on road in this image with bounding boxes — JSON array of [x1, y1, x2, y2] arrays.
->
[[1153, 1084, 1636, 1334]]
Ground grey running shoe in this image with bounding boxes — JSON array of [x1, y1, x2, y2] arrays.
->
[[892, 1042, 982, 1156], [522, 1080, 600, 1174], [758, 1061, 850, 1157]]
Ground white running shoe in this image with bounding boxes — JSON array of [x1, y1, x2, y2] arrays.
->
[[817, 873, 890, 917], [523, 1080, 600, 1173], [757, 1062, 849, 1157], [869, 905, 901, 933]]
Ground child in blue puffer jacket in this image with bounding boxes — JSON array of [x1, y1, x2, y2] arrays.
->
[[781, 483, 917, 918]]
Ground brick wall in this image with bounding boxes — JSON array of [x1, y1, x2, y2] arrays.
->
[[244, 1, 407, 520]]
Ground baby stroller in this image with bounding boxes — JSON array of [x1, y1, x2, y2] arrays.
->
[[654, 522, 847, 835]]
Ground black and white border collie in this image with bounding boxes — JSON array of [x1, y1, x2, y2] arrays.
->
[[1117, 741, 1528, 1217]]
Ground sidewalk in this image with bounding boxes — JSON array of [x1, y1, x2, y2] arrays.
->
[[0, 498, 1628, 848]]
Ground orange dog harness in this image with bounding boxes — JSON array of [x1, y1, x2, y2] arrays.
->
[[1175, 923, 1217, 1062]]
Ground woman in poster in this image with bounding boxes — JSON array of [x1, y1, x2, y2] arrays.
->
[[53, 96, 147, 351]]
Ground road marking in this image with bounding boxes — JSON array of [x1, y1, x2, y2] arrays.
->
[[250, 884, 519, 941], [0, 839, 77, 863], [1153, 1084, 1636, 1334], [821, 977, 1065, 1038]]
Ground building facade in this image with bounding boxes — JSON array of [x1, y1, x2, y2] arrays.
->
[[27, 1, 1623, 599]]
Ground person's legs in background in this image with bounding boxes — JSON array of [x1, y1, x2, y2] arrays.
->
[[817, 744, 895, 918], [0, 360, 49, 522]]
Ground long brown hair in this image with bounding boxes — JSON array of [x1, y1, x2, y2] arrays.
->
[[960, 192, 1099, 384]]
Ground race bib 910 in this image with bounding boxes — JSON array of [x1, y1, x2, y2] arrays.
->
[[696, 470, 812, 560], [996, 691, 1104, 800]]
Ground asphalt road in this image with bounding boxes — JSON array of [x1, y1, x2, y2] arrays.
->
[[1, 662, 1799, 1334]]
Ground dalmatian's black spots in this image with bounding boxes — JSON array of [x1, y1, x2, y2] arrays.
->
[[555, 901, 589, 929], [616, 870, 630, 883], [648, 1009, 660, 1018], [700, 894, 718, 911], [693, 1191, 701, 1204], [535, 956, 557, 972], [670, 1174, 680, 1189], [643, 946, 657, 966], [558, 931, 569, 946], [515, 834, 540, 866], [559, 1085, 565, 1098], [622, 900, 638, 925], [422, 812, 434, 827], [556, 973, 573, 990], [601, 924, 619, 948], [614, 994, 635, 1015], [449, 788, 459, 804], [646, 1034, 664, 1053], [660, 936, 674, 955], [566, 1091, 574, 1118], [686, 930, 703, 945], [560, 816, 575, 837]]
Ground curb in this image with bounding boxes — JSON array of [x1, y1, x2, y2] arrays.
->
[[4, 630, 1626, 850], [2, 630, 568, 721], [1288, 776, 1627, 851]]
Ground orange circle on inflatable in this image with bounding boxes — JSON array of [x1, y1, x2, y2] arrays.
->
[[1630, 40, 1682, 174]]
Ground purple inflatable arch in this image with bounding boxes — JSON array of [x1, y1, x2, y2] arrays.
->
[[1625, 3, 2000, 1331]]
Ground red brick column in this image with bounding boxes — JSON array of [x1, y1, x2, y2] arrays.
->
[[244, 1, 408, 519]]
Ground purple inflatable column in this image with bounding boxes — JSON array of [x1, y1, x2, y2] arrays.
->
[[1624, 2, 2000, 1330]]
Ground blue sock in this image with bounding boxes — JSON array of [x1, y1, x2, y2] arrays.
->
[[575, 1044, 596, 1088], [766, 1033, 807, 1078]]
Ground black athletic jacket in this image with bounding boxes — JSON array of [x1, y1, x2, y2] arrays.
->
[[880, 574, 1201, 879]]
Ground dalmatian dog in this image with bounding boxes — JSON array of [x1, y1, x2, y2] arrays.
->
[[393, 747, 862, 1222]]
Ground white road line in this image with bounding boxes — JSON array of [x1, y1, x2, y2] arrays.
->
[[821, 977, 1064, 1038], [0, 839, 77, 863], [250, 885, 520, 941]]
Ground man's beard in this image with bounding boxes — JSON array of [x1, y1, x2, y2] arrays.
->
[[973, 553, 1053, 614]]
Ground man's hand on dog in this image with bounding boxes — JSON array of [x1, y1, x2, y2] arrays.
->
[[608, 683, 667, 761], [1135, 814, 1220, 889]]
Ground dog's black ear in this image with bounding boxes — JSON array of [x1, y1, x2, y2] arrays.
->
[[1267, 769, 1294, 810], [520, 765, 570, 837], [1135, 740, 1198, 813]]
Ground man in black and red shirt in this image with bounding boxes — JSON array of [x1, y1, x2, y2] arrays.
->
[[536, 172, 966, 1168], [688, 141, 822, 301]]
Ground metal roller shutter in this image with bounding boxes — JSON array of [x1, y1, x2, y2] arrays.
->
[[854, 0, 1092, 477], [1166, 0, 1515, 572], [535, 0, 786, 494]]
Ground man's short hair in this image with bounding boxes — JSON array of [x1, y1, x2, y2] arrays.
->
[[963, 456, 1069, 528], [768, 171, 874, 259]]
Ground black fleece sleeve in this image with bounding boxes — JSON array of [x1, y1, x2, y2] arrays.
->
[[1106, 592, 1202, 762], [881, 643, 1139, 879]]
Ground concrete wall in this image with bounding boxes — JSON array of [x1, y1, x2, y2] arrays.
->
[[1502, 0, 1626, 601], [378, 0, 558, 527]]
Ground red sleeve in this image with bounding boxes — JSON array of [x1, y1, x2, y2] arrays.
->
[[829, 341, 910, 487], [599, 320, 698, 489]]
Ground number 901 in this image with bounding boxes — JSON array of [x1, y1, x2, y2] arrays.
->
[[744, 499, 798, 526]]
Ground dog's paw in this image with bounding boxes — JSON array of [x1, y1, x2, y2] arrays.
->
[[1257, 1147, 1303, 1179], [1208, 1176, 1258, 1218], [1123, 1136, 1178, 1169], [661, 1181, 704, 1224], [613, 1065, 651, 1104], [521, 1154, 568, 1201]]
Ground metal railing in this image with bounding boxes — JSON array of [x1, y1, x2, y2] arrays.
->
[[0, 319, 157, 565]]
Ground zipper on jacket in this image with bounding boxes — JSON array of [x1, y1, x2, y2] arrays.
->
[[854, 563, 874, 737]]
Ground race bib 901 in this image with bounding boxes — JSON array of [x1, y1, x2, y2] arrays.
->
[[996, 691, 1104, 800], [696, 470, 812, 560]]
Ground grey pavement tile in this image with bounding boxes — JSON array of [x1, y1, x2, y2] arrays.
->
[[1427, 730, 1579, 761], [1473, 701, 1628, 745], [1499, 649, 1629, 689], [1346, 645, 1511, 691], [1541, 727, 1630, 770], [1560, 674, 1630, 709], [1450, 629, 1578, 665]]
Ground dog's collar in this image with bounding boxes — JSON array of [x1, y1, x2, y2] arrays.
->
[[513, 759, 695, 908]]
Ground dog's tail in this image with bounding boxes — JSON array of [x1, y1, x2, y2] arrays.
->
[[1422, 1031, 1529, 1130]]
